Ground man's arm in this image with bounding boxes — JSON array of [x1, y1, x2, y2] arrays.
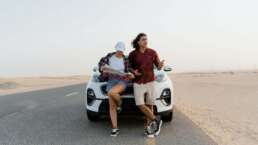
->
[[153, 50, 164, 70]]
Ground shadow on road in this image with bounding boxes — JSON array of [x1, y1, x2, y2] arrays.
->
[[0, 84, 217, 145]]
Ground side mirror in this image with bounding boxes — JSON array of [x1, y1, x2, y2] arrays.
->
[[163, 66, 172, 72], [93, 66, 98, 72]]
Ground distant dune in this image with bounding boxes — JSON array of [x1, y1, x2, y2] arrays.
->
[[0, 81, 19, 89], [0, 75, 89, 96]]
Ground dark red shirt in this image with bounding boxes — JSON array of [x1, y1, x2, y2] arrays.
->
[[128, 48, 160, 84]]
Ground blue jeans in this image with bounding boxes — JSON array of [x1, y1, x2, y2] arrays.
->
[[106, 79, 128, 93]]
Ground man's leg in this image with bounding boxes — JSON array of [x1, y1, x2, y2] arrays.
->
[[143, 89, 154, 126], [138, 104, 156, 137], [138, 105, 156, 121], [146, 82, 163, 136], [134, 83, 156, 137], [144, 105, 153, 127], [134, 84, 155, 121]]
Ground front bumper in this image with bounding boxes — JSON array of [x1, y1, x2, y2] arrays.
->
[[85, 81, 174, 114], [87, 106, 173, 117], [86, 97, 173, 115], [98, 98, 140, 114]]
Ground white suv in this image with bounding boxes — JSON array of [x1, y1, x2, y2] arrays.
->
[[84, 65, 174, 122]]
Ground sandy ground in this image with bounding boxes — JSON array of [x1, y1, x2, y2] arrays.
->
[[171, 72, 258, 145], [1, 72, 258, 145], [0, 76, 88, 96]]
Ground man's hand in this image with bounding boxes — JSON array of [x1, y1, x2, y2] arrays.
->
[[126, 72, 135, 79], [134, 69, 142, 76], [158, 60, 165, 69]]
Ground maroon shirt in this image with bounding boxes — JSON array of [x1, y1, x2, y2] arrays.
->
[[128, 48, 160, 84]]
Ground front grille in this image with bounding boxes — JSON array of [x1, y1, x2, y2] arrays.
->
[[99, 98, 141, 114], [100, 84, 134, 95]]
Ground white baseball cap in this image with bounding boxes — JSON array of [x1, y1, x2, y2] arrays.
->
[[115, 41, 126, 52]]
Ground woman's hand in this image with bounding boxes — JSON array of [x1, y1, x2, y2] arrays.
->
[[101, 64, 109, 72]]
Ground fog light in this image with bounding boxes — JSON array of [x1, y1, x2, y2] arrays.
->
[[87, 88, 96, 106]]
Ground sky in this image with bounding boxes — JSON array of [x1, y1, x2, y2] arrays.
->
[[0, 0, 258, 76]]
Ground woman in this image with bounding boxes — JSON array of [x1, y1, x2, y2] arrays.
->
[[98, 41, 134, 137]]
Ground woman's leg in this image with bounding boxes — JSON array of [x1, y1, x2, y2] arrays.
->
[[109, 96, 118, 128], [107, 83, 125, 129], [108, 84, 125, 106]]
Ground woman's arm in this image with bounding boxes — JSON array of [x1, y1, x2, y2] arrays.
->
[[98, 52, 115, 72]]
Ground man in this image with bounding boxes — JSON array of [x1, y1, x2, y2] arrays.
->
[[128, 33, 164, 138]]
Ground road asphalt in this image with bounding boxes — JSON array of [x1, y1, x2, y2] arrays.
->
[[0, 83, 217, 145]]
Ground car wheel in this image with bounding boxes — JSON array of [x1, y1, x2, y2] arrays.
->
[[87, 110, 99, 121], [161, 109, 173, 122]]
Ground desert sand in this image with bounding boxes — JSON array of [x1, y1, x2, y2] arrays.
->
[[0, 72, 258, 145], [171, 72, 258, 145]]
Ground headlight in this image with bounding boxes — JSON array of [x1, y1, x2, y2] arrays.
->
[[156, 74, 166, 82], [87, 88, 96, 106], [160, 89, 171, 106]]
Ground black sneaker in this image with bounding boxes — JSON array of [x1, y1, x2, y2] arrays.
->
[[110, 128, 120, 137], [154, 116, 163, 136]]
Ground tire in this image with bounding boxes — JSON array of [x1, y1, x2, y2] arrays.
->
[[161, 109, 173, 122], [87, 110, 99, 121]]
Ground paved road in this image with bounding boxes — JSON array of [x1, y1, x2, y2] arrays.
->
[[0, 84, 217, 145]]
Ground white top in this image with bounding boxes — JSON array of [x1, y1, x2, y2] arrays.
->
[[109, 54, 125, 73]]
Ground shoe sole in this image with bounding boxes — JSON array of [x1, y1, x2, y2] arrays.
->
[[110, 134, 118, 137], [155, 120, 163, 136], [110, 130, 119, 137], [147, 134, 155, 138], [110, 133, 119, 137]]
